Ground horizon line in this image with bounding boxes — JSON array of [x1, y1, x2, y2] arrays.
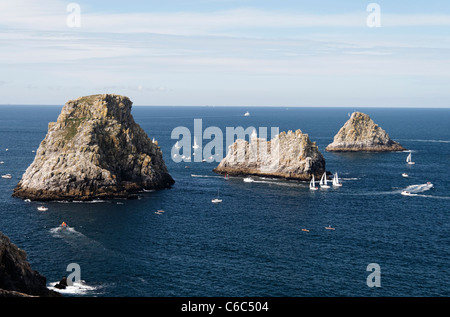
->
[[0, 104, 449, 109]]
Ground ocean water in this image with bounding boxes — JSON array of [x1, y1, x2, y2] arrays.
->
[[0, 105, 449, 297]]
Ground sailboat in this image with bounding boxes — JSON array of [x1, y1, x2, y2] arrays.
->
[[244, 111, 250, 117], [309, 175, 318, 190], [193, 137, 200, 149], [212, 189, 222, 203], [406, 152, 415, 165], [319, 172, 330, 189], [332, 172, 343, 187]]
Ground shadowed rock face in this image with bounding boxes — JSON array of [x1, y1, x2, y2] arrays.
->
[[326, 112, 406, 152], [0, 231, 60, 297], [13, 94, 174, 201], [213, 129, 326, 181]]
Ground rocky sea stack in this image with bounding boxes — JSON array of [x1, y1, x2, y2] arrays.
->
[[0, 231, 60, 297], [13, 94, 174, 201], [326, 112, 406, 152], [213, 129, 326, 180]]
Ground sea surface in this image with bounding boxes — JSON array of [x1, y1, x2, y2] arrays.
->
[[0, 105, 449, 297]]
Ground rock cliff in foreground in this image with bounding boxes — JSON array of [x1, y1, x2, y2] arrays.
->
[[213, 129, 326, 180], [326, 112, 405, 152], [0, 231, 60, 297], [13, 94, 174, 201]]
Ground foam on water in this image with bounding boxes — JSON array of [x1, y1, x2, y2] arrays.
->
[[48, 280, 99, 295]]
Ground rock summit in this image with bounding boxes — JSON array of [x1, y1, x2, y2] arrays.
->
[[326, 112, 405, 152], [13, 94, 174, 201]]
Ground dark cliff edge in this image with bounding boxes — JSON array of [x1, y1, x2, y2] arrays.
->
[[0, 231, 61, 297]]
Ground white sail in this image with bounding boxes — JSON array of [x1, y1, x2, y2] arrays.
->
[[310, 175, 318, 190], [332, 172, 342, 187], [193, 137, 200, 149], [406, 152, 415, 164], [320, 172, 330, 188]]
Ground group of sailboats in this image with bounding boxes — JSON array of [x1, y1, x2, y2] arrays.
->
[[310, 172, 342, 190]]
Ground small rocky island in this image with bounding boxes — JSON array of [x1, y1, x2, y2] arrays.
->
[[326, 112, 406, 152], [0, 231, 60, 297], [213, 129, 326, 180], [13, 94, 174, 201]]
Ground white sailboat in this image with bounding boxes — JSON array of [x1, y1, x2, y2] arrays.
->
[[244, 111, 250, 116], [332, 172, 343, 187], [309, 175, 318, 190], [319, 172, 330, 189], [212, 189, 222, 203], [406, 152, 415, 165], [193, 137, 200, 149]]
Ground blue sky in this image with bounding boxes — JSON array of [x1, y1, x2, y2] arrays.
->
[[1, 0, 450, 107]]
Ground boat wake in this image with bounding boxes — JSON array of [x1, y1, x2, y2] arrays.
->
[[48, 280, 100, 295], [49, 226, 107, 252], [191, 174, 224, 179], [49, 226, 84, 238], [398, 183, 450, 199], [398, 138, 450, 144], [244, 178, 306, 188]]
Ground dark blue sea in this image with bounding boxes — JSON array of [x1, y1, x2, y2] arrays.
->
[[0, 105, 449, 297]]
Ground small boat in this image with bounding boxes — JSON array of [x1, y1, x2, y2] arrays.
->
[[406, 152, 415, 165], [212, 190, 222, 203], [192, 137, 200, 149], [0, 161, 4, 164], [401, 191, 412, 196], [309, 175, 318, 190], [37, 206, 48, 211], [224, 173, 229, 180], [244, 111, 250, 117], [61, 222, 67, 228], [1, 174, 12, 179], [155, 210, 165, 215], [402, 173, 409, 177], [325, 225, 335, 230], [319, 172, 330, 189], [243, 177, 254, 183], [301, 228, 309, 232], [332, 172, 343, 187]]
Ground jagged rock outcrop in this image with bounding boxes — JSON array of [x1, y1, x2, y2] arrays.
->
[[213, 129, 326, 180], [13, 94, 174, 201], [0, 231, 60, 297], [326, 112, 405, 152]]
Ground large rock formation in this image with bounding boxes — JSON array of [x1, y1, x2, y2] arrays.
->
[[13, 94, 174, 201], [213, 129, 326, 180], [0, 231, 60, 297], [326, 112, 405, 152]]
